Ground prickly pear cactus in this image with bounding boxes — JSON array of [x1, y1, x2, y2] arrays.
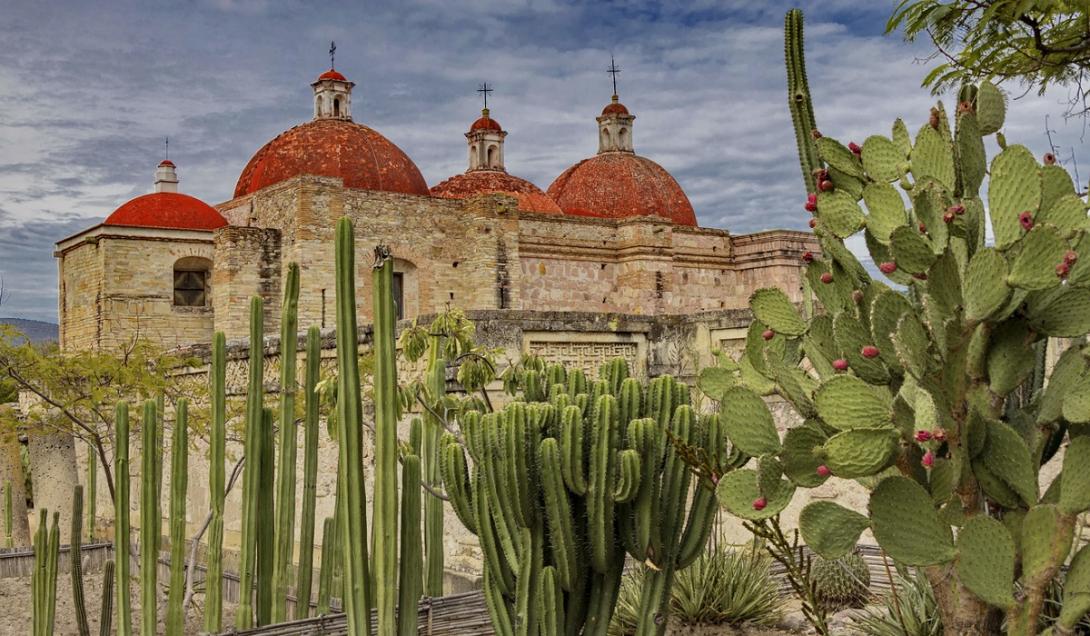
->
[[810, 551, 870, 612], [711, 71, 1090, 635]]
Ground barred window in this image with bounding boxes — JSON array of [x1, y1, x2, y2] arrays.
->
[[392, 272, 404, 321], [173, 257, 212, 307]]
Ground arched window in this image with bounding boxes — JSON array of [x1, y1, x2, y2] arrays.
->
[[333, 98, 341, 117], [487, 145, 497, 168], [173, 256, 212, 307], [316, 95, 323, 115], [618, 127, 628, 147]]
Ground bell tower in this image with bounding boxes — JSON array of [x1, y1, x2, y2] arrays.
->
[[312, 41, 353, 121]]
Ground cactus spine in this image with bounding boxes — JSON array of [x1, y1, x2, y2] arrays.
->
[[71, 484, 90, 636], [99, 559, 114, 636], [372, 244, 399, 635], [114, 403, 132, 636], [334, 217, 372, 632], [272, 262, 301, 622], [204, 331, 226, 633], [295, 325, 322, 618], [140, 399, 159, 636], [165, 399, 188, 635], [236, 296, 264, 629]]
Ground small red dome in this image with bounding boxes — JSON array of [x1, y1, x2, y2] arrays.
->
[[104, 192, 228, 231], [317, 69, 347, 81], [234, 118, 429, 198], [431, 171, 561, 214], [547, 153, 696, 226], [601, 100, 630, 116], [470, 115, 502, 132], [158, 159, 175, 168]]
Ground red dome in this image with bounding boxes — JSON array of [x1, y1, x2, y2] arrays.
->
[[317, 69, 347, 81], [104, 192, 228, 231], [547, 153, 696, 226], [601, 101, 630, 116], [234, 118, 429, 198], [158, 159, 175, 168], [470, 115, 502, 132], [431, 171, 561, 214]]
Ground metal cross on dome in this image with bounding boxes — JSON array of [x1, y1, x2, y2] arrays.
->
[[329, 41, 337, 70], [477, 82, 493, 110], [607, 56, 621, 96]]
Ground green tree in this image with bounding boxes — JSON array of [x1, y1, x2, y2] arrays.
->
[[889, 1, 1090, 112], [0, 325, 204, 505]]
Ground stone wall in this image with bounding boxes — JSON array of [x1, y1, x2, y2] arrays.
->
[[55, 227, 218, 352]]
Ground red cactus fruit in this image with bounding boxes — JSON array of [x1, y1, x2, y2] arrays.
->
[[819, 179, 834, 192], [848, 141, 862, 155], [832, 358, 849, 372], [816, 465, 831, 477], [1065, 250, 1079, 265], [957, 100, 973, 114], [1057, 262, 1070, 279], [943, 212, 955, 224], [820, 272, 833, 284], [1019, 211, 1034, 231], [752, 497, 767, 511], [932, 428, 947, 442], [802, 251, 814, 263], [929, 108, 940, 129], [762, 329, 775, 341], [861, 345, 880, 359], [922, 451, 934, 468], [915, 430, 932, 443], [1044, 152, 1057, 166], [879, 261, 897, 274], [805, 201, 817, 213], [918, 222, 927, 233], [809, 218, 817, 229], [948, 204, 965, 216], [811, 129, 823, 140]]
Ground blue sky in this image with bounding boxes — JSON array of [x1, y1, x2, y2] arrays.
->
[[0, 0, 1086, 322]]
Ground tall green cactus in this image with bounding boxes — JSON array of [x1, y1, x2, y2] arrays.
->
[[204, 332, 226, 634], [4, 479, 12, 549], [165, 399, 188, 635], [785, 8, 820, 195], [236, 296, 264, 629], [86, 442, 96, 542], [32, 509, 60, 636], [71, 485, 89, 636], [398, 452, 423, 636], [295, 325, 322, 618], [441, 358, 730, 636], [140, 399, 159, 636], [273, 262, 301, 622], [423, 341, 446, 597], [114, 403, 132, 636], [372, 244, 400, 636], [256, 406, 276, 625], [100, 559, 114, 636], [714, 29, 1090, 630], [316, 516, 336, 616], [333, 217, 373, 633]]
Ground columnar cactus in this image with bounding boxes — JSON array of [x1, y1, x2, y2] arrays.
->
[[373, 244, 400, 635], [273, 262, 301, 622], [785, 8, 820, 196], [32, 509, 59, 636], [295, 325, 322, 618], [85, 443, 96, 542], [4, 479, 12, 549], [256, 406, 276, 625], [333, 217, 373, 632], [423, 342, 446, 598], [440, 358, 732, 636], [140, 399, 159, 636], [204, 332, 226, 634], [316, 516, 336, 616], [165, 399, 188, 635], [236, 296, 265, 629], [71, 485, 89, 636], [715, 21, 1090, 631], [114, 403, 132, 636], [398, 452, 423, 636], [99, 559, 114, 636]]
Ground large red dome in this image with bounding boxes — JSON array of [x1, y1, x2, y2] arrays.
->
[[546, 153, 696, 226], [431, 171, 561, 214], [104, 192, 228, 231], [233, 118, 429, 198]]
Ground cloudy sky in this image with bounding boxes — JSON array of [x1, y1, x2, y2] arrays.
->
[[0, 0, 1086, 322]]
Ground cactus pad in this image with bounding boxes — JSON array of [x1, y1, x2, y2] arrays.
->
[[956, 111, 986, 196], [861, 135, 902, 182], [1028, 287, 1090, 337], [980, 419, 1038, 507], [715, 468, 795, 521], [799, 501, 869, 559], [976, 81, 1005, 134], [862, 182, 908, 244], [964, 248, 1011, 322], [822, 428, 899, 477], [698, 366, 735, 401], [1037, 346, 1087, 424], [892, 311, 934, 380], [912, 125, 956, 191], [719, 386, 781, 456], [869, 476, 955, 566], [1041, 164, 1077, 214], [817, 191, 866, 238], [956, 515, 1015, 609], [750, 288, 807, 336], [814, 375, 892, 430], [1008, 226, 1066, 290], [817, 137, 863, 178], [1060, 544, 1090, 628], [1021, 504, 1074, 591], [989, 145, 1041, 249], [1037, 193, 1087, 238], [890, 225, 937, 274], [1063, 375, 1090, 423], [810, 551, 871, 611]]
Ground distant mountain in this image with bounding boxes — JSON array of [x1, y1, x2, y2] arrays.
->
[[0, 318, 58, 343]]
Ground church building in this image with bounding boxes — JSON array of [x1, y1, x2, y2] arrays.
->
[[54, 65, 816, 357]]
